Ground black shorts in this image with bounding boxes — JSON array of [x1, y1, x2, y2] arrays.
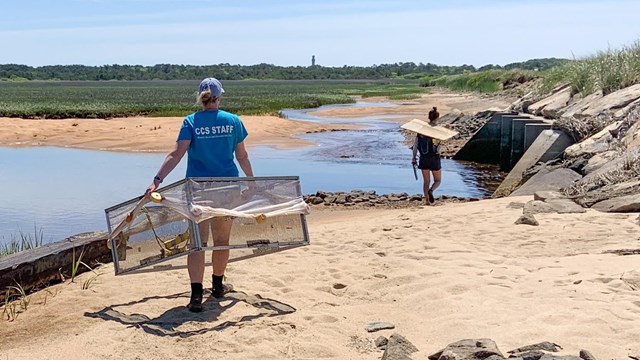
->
[[418, 155, 441, 171]]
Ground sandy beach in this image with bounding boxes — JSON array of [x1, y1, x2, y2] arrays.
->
[[1, 197, 639, 359], [2, 90, 638, 359], [0, 91, 512, 152]]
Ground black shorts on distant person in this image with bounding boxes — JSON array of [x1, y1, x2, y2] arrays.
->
[[418, 155, 441, 171]]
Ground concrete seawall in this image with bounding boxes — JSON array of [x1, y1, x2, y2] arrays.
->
[[453, 112, 574, 197], [455, 112, 553, 171]]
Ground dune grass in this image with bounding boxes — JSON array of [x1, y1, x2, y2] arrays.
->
[[543, 40, 640, 96], [421, 69, 540, 93], [0, 226, 45, 258]]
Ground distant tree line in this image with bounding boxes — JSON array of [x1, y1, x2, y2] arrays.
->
[[0, 58, 568, 81]]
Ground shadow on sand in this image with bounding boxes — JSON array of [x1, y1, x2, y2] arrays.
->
[[84, 289, 296, 338]]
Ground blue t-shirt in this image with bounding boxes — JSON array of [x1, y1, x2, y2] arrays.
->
[[177, 110, 248, 177]]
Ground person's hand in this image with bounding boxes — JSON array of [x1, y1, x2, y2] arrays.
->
[[145, 178, 161, 197], [411, 159, 417, 166]]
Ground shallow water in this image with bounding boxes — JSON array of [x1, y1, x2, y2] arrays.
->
[[0, 102, 502, 244]]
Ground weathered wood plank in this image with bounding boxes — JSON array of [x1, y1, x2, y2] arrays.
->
[[0, 231, 111, 302]]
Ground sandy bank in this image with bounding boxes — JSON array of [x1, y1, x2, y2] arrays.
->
[[1, 197, 638, 359]]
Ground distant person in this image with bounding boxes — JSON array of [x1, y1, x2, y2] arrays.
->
[[412, 107, 442, 205], [428, 106, 439, 122], [145, 77, 254, 313]]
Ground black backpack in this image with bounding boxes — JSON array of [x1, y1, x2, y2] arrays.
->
[[417, 135, 438, 155]]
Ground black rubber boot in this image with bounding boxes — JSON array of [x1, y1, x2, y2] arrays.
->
[[187, 283, 203, 313], [212, 274, 231, 298]]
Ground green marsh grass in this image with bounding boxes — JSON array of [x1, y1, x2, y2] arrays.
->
[[0, 80, 427, 119]]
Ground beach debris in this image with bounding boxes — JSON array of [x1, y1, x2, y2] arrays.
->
[[366, 321, 395, 332], [515, 214, 539, 226], [508, 341, 563, 354], [602, 248, 640, 256], [428, 338, 504, 360], [375, 336, 388, 350], [579, 349, 597, 360], [381, 333, 418, 360], [621, 270, 640, 291]]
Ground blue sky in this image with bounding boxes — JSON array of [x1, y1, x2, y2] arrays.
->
[[1, 0, 639, 67]]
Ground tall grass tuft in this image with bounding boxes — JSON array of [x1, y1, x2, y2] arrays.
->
[[422, 69, 540, 94], [543, 39, 640, 96], [0, 225, 45, 258]]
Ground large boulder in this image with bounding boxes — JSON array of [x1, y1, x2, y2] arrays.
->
[[511, 168, 582, 196], [580, 146, 640, 183], [591, 193, 640, 212], [563, 122, 621, 158], [523, 200, 556, 215], [382, 334, 419, 360], [614, 97, 640, 118], [579, 84, 640, 117], [559, 91, 603, 120], [428, 339, 504, 360], [571, 180, 640, 208], [529, 86, 571, 118], [582, 150, 618, 175]]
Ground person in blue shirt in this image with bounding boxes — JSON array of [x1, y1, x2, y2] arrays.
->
[[145, 78, 254, 312]]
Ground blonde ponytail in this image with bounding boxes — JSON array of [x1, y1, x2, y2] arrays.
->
[[197, 89, 216, 107]]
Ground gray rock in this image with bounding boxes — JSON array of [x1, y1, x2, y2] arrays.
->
[[483, 356, 506, 360], [533, 191, 566, 202], [508, 342, 562, 354], [582, 151, 619, 175], [580, 84, 640, 117], [428, 338, 503, 360], [579, 349, 597, 360], [335, 194, 349, 204], [591, 193, 640, 212], [508, 350, 545, 359], [507, 202, 526, 209], [515, 214, 539, 226], [528, 85, 571, 118], [523, 200, 557, 215], [563, 122, 620, 158], [375, 336, 388, 349], [546, 199, 587, 214], [382, 334, 418, 360], [559, 91, 603, 120], [366, 321, 395, 332], [539, 355, 581, 360], [511, 168, 582, 197], [315, 191, 328, 199]]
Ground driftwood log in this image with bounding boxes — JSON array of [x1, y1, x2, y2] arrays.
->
[[0, 232, 111, 302]]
